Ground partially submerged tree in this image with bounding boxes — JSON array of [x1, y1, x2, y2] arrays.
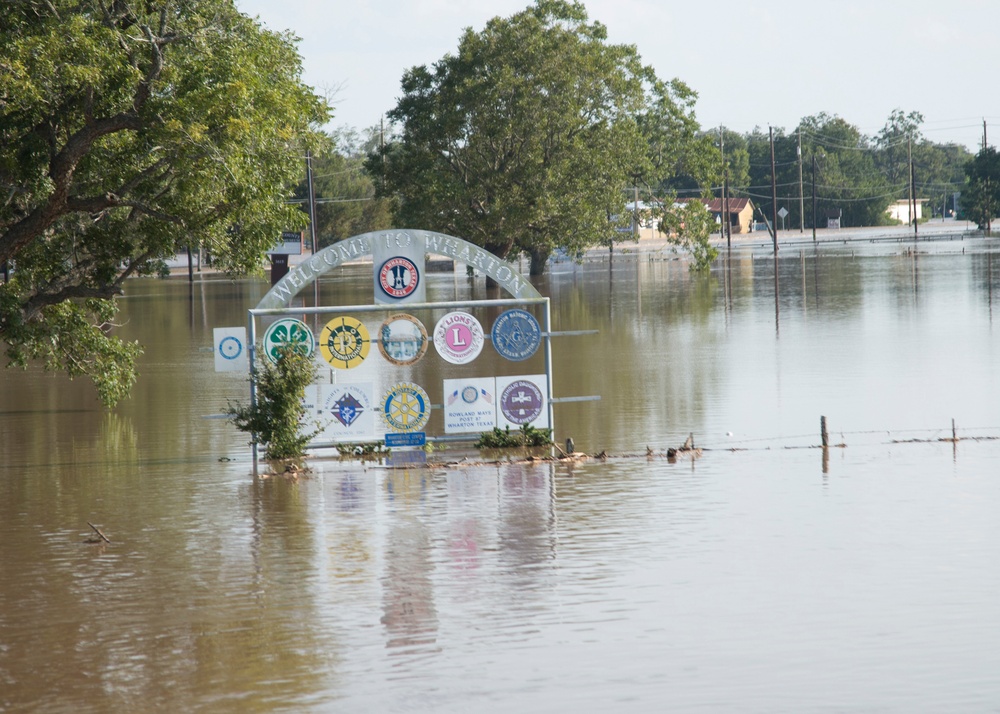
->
[[659, 199, 717, 270], [964, 147, 1000, 233], [0, 0, 329, 406], [370, 0, 682, 275], [227, 346, 318, 463]]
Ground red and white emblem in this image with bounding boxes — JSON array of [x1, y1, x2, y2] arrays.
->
[[378, 257, 419, 299]]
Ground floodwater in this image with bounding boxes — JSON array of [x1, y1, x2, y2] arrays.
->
[[2, 238, 1000, 712]]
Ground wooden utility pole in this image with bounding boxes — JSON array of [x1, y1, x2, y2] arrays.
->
[[812, 153, 818, 242], [798, 130, 805, 232], [770, 126, 778, 254], [908, 136, 917, 239], [721, 127, 731, 248], [633, 181, 640, 241], [306, 149, 318, 254], [911, 143, 918, 238]]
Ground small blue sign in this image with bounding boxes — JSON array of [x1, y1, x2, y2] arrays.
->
[[491, 309, 542, 361], [385, 431, 426, 447]]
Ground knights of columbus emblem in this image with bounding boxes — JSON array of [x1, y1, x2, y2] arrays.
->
[[333, 393, 364, 427]]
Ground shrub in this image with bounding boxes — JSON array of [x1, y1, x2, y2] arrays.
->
[[227, 345, 318, 462], [475, 424, 553, 449]]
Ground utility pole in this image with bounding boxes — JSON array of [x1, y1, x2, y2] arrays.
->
[[812, 153, 817, 242], [633, 180, 640, 241], [798, 129, 805, 232], [380, 116, 386, 194], [911, 141, 918, 238], [306, 149, 318, 254], [908, 136, 917, 239], [770, 126, 778, 255], [985, 121, 993, 236], [721, 127, 730, 248]]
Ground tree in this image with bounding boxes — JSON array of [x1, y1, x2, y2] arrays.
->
[[0, 0, 329, 406], [659, 199, 717, 270], [369, 0, 674, 275], [294, 127, 394, 249], [227, 345, 318, 463], [874, 109, 971, 222], [796, 114, 891, 228], [964, 147, 1000, 233], [874, 108, 923, 191]]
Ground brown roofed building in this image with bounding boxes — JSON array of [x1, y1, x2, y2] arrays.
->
[[704, 197, 755, 235]]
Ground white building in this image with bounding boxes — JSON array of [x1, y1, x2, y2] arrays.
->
[[888, 199, 928, 224]]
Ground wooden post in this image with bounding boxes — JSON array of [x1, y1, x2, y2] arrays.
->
[[820, 416, 828, 447], [952, 418, 957, 442]]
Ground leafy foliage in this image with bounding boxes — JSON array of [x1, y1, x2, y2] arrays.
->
[[659, 199, 718, 271], [293, 128, 395, 248], [475, 424, 553, 448], [335, 441, 389, 459], [227, 346, 318, 462], [734, 112, 971, 232], [0, 0, 329, 406], [369, 0, 680, 275], [963, 147, 1000, 232]]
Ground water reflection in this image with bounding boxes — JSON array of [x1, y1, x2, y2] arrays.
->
[[4, 244, 1000, 711]]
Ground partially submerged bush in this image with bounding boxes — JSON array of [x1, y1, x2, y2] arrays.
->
[[227, 345, 318, 462], [475, 424, 553, 449]]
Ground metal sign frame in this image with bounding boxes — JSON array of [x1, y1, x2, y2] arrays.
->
[[248, 297, 553, 461]]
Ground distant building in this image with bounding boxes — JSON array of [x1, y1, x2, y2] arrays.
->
[[679, 197, 756, 234], [887, 199, 928, 225]]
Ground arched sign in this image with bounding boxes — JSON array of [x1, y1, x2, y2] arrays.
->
[[255, 230, 541, 310]]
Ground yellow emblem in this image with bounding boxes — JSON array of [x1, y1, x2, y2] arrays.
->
[[319, 316, 370, 369]]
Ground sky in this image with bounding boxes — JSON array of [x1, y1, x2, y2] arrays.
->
[[236, 0, 999, 152]]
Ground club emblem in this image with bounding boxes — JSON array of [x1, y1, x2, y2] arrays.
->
[[262, 318, 314, 364], [491, 309, 542, 361], [433, 311, 484, 364], [319, 316, 370, 369], [382, 382, 431, 432], [500, 379, 544, 425], [332, 392, 364, 427]]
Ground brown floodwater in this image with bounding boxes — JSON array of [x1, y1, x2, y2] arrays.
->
[[2, 239, 1000, 712]]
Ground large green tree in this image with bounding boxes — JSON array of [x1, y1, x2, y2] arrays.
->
[[796, 114, 891, 228], [874, 109, 971, 220], [964, 147, 1000, 233], [0, 0, 328, 406], [370, 0, 700, 275]]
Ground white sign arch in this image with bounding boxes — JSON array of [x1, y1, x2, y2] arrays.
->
[[255, 229, 540, 310]]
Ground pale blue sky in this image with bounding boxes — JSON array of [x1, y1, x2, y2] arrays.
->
[[237, 0, 999, 150]]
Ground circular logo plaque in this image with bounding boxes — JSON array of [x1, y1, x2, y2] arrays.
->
[[262, 318, 314, 364], [491, 309, 542, 361], [433, 311, 485, 364], [378, 314, 429, 366], [219, 336, 243, 361], [500, 379, 544, 425], [378, 256, 420, 299], [319, 316, 370, 369], [382, 382, 431, 432]]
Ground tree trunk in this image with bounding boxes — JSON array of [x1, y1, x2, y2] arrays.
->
[[528, 247, 550, 276]]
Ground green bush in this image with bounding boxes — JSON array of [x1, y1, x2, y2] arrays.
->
[[227, 345, 318, 462], [475, 424, 553, 449]]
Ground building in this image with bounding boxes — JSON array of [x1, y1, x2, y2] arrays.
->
[[679, 197, 756, 234], [887, 199, 928, 225]]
